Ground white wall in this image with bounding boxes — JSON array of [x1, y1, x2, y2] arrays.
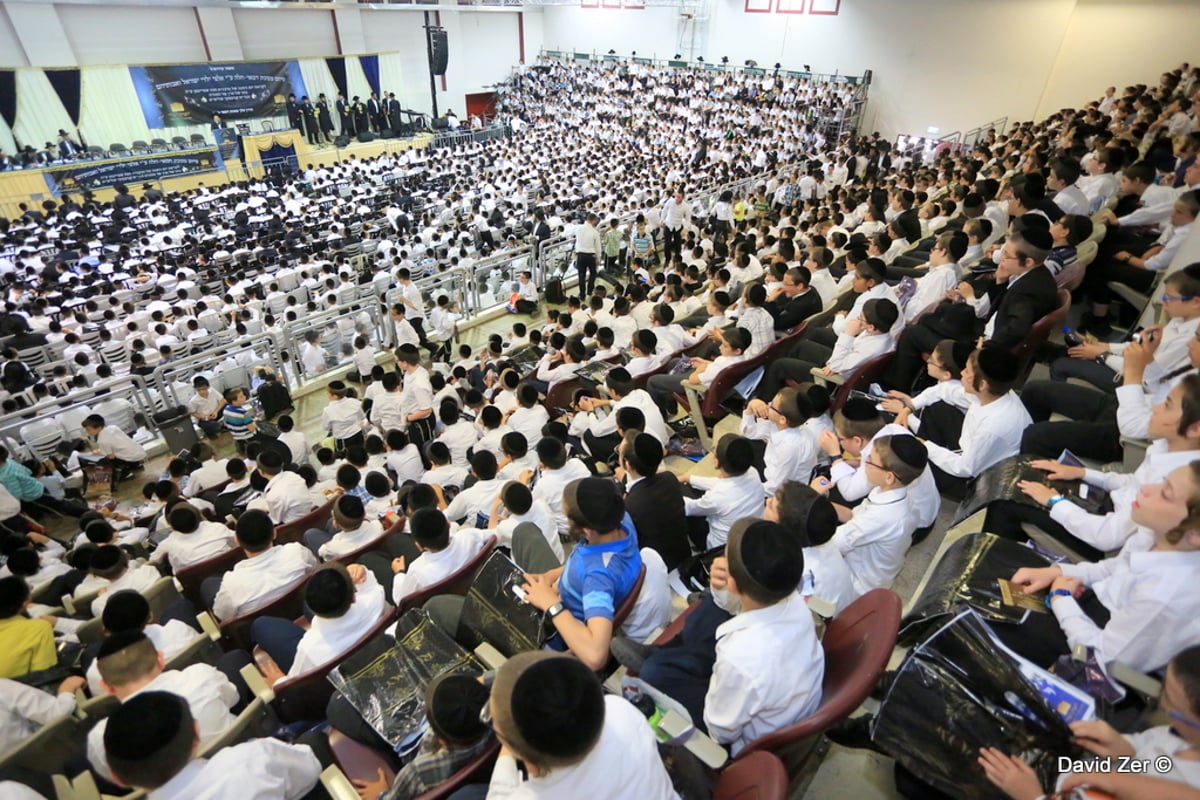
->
[[1035, 0, 1200, 119], [522, 9, 544, 64], [541, 6, 682, 62], [234, 8, 339, 61], [57, 5, 207, 66]]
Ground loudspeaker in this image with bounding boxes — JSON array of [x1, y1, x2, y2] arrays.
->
[[357, 131, 375, 143], [863, 69, 873, 86], [334, 135, 350, 148], [380, 128, 397, 139], [429, 28, 449, 76]]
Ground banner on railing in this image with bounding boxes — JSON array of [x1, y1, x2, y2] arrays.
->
[[40, 149, 223, 194], [129, 61, 308, 128]]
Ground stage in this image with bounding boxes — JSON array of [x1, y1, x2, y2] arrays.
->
[[0, 128, 434, 218]]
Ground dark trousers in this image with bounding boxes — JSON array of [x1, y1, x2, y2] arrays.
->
[[251, 616, 307, 673], [1018, 380, 1122, 462], [988, 591, 1110, 669], [1048, 356, 1119, 393], [639, 597, 733, 731], [583, 430, 622, 463], [885, 322, 947, 393], [663, 227, 683, 263], [983, 500, 1106, 562], [407, 416, 435, 454], [576, 252, 598, 295], [1083, 256, 1159, 305], [515, 299, 538, 314], [755, 335, 835, 400], [917, 401, 970, 498]]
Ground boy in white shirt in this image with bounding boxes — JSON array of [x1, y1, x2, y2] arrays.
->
[[384, 429, 424, 486], [487, 480, 563, 562], [902, 231, 967, 321], [822, 297, 898, 379], [304, 494, 386, 560], [740, 387, 820, 496], [474, 405, 513, 461], [388, 508, 488, 604], [81, 546, 162, 620], [436, 400, 479, 469], [822, 434, 926, 594], [207, 510, 318, 622], [646, 327, 750, 417], [250, 561, 388, 683], [422, 442, 468, 489], [881, 338, 973, 433], [101, 691, 321, 799], [503, 384, 549, 450], [149, 504, 236, 573], [275, 415, 310, 467], [681, 434, 767, 550], [320, 380, 366, 452]]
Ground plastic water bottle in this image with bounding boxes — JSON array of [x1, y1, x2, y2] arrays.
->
[[1063, 327, 1083, 348]]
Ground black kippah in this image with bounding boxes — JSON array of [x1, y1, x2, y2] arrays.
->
[[841, 396, 877, 422], [104, 691, 187, 763], [889, 435, 929, 472], [977, 347, 1020, 384], [510, 657, 605, 763], [739, 520, 804, 594]]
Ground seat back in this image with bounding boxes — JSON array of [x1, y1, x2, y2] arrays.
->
[[197, 697, 279, 758], [735, 588, 901, 760], [274, 498, 335, 546], [164, 630, 224, 673], [271, 606, 399, 723], [714, 751, 789, 800], [543, 377, 582, 415], [400, 535, 498, 614], [219, 575, 312, 651], [829, 351, 895, 414], [332, 518, 405, 566], [175, 545, 245, 608], [0, 711, 94, 775], [1009, 289, 1070, 386]]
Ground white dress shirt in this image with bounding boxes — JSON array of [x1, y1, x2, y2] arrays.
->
[[184, 458, 229, 497], [1117, 368, 1191, 440], [826, 331, 893, 378], [443, 477, 504, 525], [437, 420, 479, 468], [831, 486, 913, 594], [321, 398, 365, 440], [385, 445, 425, 485], [922, 391, 1030, 478], [212, 543, 317, 621], [810, 269, 838, 308], [1106, 314, 1199, 382], [318, 518, 386, 561], [829, 424, 940, 528], [494, 498, 562, 562], [399, 367, 434, 425], [905, 263, 959, 321], [704, 593, 823, 755], [370, 391, 407, 433], [507, 405, 550, 449], [88, 663, 239, 781], [486, 695, 679, 800], [1050, 442, 1200, 553], [684, 472, 767, 549], [574, 222, 601, 255], [95, 426, 147, 463], [801, 544, 858, 615], [740, 416, 819, 495], [0, 679, 75, 754], [1053, 184, 1090, 216], [149, 520, 237, 572], [145, 737, 321, 800], [1056, 530, 1200, 672], [532, 460, 592, 537], [287, 572, 388, 678], [262, 471, 317, 525], [392, 528, 489, 603], [90, 563, 162, 620], [86, 620, 198, 696], [583, 389, 671, 446]]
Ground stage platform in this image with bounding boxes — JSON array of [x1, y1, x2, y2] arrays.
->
[[0, 129, 434, 218]]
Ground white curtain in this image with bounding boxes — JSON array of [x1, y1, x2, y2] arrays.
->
[[297, 58, 339, 107], [346, 57, 373, 105], [0, 118, 17, 159], [379, 53, 408, 110], [78, 65, 213, 151], [13, 69, 76, 155]]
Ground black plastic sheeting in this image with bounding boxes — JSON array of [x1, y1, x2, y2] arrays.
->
[[874, 609, 1083, 798], [458, 551, 548, 657], [327, 608, 483, 747], [898, 532, 1052, 648]]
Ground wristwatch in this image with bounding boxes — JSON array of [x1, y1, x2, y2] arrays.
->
[[546, 601, 566, 619]]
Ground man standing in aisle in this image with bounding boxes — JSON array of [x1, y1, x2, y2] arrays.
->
[[575, 213, 601, 296], [661, 190, 689, 264]]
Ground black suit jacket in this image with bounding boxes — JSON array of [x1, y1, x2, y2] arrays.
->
[[625, 472, 690, 571], [988, 265, 1059, 349], [773, 289, 824, 331]]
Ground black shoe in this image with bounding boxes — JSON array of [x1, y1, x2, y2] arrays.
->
[[825, 714, 886, 753], [610, 636, 659, 673]]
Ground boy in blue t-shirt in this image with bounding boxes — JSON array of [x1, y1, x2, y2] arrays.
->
[[521, 477, 642, 670], [221, 388, 257, 454]]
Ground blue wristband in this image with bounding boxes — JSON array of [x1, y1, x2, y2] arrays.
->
[[1046, 495, 1066, 509], [1044, 588, 1072, 609]]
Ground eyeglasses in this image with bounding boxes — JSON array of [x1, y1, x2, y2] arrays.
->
[[1168, 708, 1200, 732], [865, 459, 888, 471], [1163, 294, 1197, 303], [998, 250, 1020, 263], [479, 700, 493, 727], [767, 404, 782, 415]]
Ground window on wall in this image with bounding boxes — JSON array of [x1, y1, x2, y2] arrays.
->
[[746, 0, 839, 14], [582, 0, 645, 7]]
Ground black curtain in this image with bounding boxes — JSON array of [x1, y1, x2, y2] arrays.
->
[[0, 71, 16, 134], [325, 57, 347, 99], [45, 68, 81, 126]]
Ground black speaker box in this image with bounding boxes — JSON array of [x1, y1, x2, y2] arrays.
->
[[380, 128, 397, 139], [357, 131, 376, 143], [429, 28, 449, 76], [334, 135, 351, 148]]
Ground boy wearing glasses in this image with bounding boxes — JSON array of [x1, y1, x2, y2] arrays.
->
[[1051, 263, 1200, 392]]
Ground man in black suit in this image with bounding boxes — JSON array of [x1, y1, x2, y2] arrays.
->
[[891, 188, 922, 244], [620, 432, 690, 572], [367, 92, 383, 133], [770, 265, 824, 332], [57, 130, 81, 160], [386, 93, 402, 133], [335, 92, 352, 136], [285, 93, 301, 130], [884, 224, 1059, 392]]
